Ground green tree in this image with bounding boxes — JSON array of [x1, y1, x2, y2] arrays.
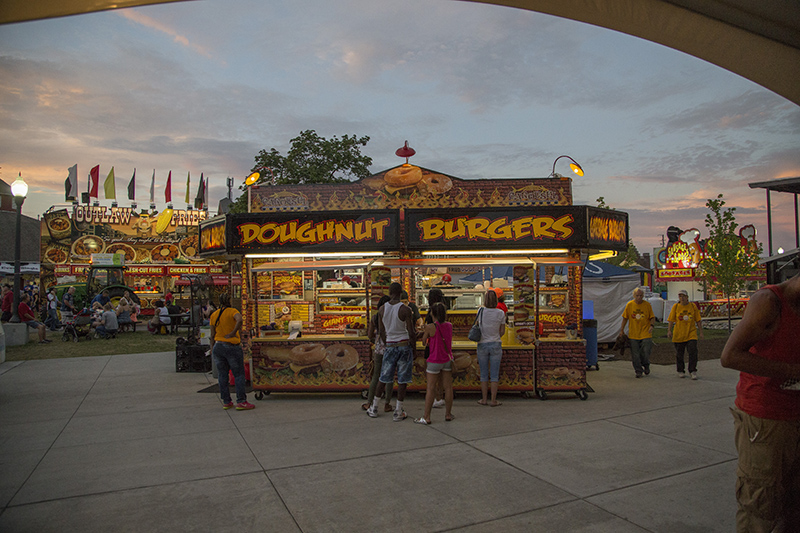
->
[[608, 242, 641, 268], [230, 130, 372, 213], [698, 194, 762, 332]]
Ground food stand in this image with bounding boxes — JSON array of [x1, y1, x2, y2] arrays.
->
[[199, 164, 628, 400], [40, 204, 234, 313]]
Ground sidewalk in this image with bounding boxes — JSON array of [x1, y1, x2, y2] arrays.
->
[[0, 353, 739, 532]]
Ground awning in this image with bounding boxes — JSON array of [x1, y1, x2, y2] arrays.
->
[[0, 262, 41, 275], [251, 259, 378, 273]]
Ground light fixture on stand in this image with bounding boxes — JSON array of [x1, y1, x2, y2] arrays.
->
[[550, 155, 584, 178], [9, 173, 28, 323]]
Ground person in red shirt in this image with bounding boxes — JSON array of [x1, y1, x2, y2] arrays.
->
[[17, 293, 50, 344], [493, 288, 508, 313], [1, 283, 13, 322], [721, 268, 800, 532]]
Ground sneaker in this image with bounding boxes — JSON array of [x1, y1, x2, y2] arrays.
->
[[432, 399, 446, 409], [366, 406, 378, 418], [644, 366, 650, 375], [222, 401, 234, 410], [235, 401, 255, 410], [635, 373, 643, 378], [690, 372, 698, 380], [678, 372, 686, 378], [393, 410, 408, 422]]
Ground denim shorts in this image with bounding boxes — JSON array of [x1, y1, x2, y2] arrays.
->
[[380, 345, 413, 384], [477, 342, 503, 382], [426, 361, 452, 374]]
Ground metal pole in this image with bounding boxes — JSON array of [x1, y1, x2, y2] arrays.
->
[[766, 190, 773, 256], [795, 193, 799, 249], [9, 196, 24, 323]]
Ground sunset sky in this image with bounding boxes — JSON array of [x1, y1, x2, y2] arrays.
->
[[1, 0, 798, 257]]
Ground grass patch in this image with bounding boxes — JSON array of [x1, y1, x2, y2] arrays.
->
[[5, 329, 180, 361]]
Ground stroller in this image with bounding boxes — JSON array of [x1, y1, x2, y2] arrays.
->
[[62, 309, 95, 342]]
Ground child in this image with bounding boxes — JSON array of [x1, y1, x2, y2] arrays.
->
[[415, 302, 455, 424]]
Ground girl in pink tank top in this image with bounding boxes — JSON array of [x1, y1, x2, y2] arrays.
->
[[415, 303, 455, 424]]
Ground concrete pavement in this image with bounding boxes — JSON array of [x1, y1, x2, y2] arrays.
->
[[0, 352, 740, 532]]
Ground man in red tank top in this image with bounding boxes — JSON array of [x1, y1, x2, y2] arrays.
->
[[721, 269, 800, 533]]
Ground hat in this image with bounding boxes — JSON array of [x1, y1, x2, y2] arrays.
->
[[492, 287, 504, 297], [678, 290, 688, 297]]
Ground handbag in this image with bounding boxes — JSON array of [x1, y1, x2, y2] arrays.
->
[[468, 308, 484, 342]]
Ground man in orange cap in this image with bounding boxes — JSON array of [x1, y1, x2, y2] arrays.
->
[[493, 288, 508, 313]]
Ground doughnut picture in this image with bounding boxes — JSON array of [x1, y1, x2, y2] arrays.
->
[[289, 343, 326, 366], [419, 173, 453, 195], [324, 344, 359, 372], [384, 165, 423, 188]]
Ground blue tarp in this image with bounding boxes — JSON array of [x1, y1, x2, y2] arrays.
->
[[583, 261, 637, 279], [461, 266, 515, 283]]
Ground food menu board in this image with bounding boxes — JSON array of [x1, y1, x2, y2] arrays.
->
[[513, 266, 537, 338], [272, 271, 303, 300], [370, 266, 391, 309]]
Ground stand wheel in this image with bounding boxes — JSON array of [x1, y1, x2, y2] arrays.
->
[[520, 390, 531, 399], [576, 389, 588, 401], [255, 391, 265, 401], [536, 389, 547, 401], [361, 390, 369, 399]]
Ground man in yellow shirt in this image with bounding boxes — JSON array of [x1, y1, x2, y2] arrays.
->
[[667, 289, 703, 379], [210, 293, 254, 410], [620, 287, 655, 378]]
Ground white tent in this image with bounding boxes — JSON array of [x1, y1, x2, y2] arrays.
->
[[583, 261, 640, 343]]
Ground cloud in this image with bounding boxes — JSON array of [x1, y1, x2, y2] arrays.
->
[[117, 9, 215, 60]]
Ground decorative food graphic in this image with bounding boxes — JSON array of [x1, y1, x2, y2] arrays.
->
[[105, 243, 137, 262], [44, 245, 70, 264], [516, 328, 534, 344], [375, 166, 454, 196], [546, 293, 567, 309], [71, 235, 105, 258], [179, 235, 200, 260], [538, 366, 583, 388], [156, 209, 174, 234], [43, 210, 72, 240], [323, 344, 359, 373], [288, 343, 326, 374], [150, 243, 180, 263], [135, 247, 152, 263]]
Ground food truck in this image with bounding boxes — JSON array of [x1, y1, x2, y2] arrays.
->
[[199, 164, 629, 400], [40, 204, 234, 313]]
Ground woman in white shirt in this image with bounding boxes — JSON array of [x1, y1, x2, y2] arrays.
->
[[476, 290, 506, 407]]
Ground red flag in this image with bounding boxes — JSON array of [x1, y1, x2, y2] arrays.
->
[[89, 165, 100, 198], [165, 171, 172, 203]]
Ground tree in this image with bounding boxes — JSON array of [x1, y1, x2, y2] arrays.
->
[[230, 130, 372, 213], [698, 194, 762, 332]]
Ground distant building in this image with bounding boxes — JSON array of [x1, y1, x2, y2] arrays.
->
[[0, 179, 41, 264]]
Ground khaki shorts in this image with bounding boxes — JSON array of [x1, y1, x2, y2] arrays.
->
[[731, 407, 800, 532]]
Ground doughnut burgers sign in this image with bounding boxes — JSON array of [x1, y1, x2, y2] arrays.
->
[[227, 210, 400, 254], [405, 207, 628, 251]]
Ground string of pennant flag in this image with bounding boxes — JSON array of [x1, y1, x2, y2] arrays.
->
[[64, 164, 209, 209]]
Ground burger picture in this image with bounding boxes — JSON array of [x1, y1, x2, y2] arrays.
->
[[288, 343, 327, 374]]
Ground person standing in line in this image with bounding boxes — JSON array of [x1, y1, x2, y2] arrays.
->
[[415, 302, 455, 424], [210, 293, 254, 410], [46, 287, 61, 331], [721, 268, 800, 532], [494, 288, 508, 313], [424, 288, 447, 409], [477, 290, 506, 407], [61, 286, 77, 323], [667, 289, 703, 379], [367, 282, 416, 421], [619, 287, 655, 378], [362, 295, 394, 413]]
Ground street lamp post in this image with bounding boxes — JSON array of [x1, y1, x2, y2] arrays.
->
[[9, 174, 28, 324]]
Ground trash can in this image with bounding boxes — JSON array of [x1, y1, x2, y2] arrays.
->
[[583, 319, 598, 370]]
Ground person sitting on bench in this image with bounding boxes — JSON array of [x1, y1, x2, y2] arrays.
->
[[116, 296, 133, 332], [95, 303, 119, 339], [148, 300, 171, 334]]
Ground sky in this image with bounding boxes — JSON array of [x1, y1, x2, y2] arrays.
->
[[1, 0, 799, 258]]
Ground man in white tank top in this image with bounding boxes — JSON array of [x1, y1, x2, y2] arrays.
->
[[368, 282, 417, 421]]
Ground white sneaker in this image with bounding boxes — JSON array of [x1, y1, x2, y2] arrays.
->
[[432, 399, 446, 408], [678, 372, 686, 378], [690, 372, 698, 380], [366, 406, 378, 418]]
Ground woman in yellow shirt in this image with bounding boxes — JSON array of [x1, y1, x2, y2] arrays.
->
[[210, 293, 254, 410]]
